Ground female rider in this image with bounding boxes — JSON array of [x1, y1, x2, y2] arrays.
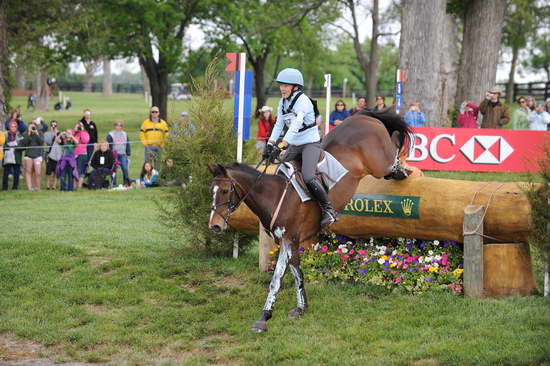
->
[[263, 68, 337, 227]]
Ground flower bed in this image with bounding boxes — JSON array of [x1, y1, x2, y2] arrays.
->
[[269, 233, 464, 294]]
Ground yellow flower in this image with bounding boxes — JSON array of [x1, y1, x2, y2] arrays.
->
[[381, 255, 389, 260], [328, 251, 333, 255], [453, 268, 464, 277], [428, 267, 438, 272], [269, 250, 275, 255], [390, 262, 396, 268]]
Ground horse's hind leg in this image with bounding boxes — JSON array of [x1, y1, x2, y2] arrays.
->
[[288, 244, 308, 319], [251, 239, 291, 333]]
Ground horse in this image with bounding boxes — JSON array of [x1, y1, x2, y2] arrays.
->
[[208, 110, 412, 333]]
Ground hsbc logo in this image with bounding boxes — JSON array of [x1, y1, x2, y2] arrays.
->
[[407, 133, 515, 165]]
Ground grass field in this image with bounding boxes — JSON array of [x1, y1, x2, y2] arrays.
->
[[1, 93, 549, 365]]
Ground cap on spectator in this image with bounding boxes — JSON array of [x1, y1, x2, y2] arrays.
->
[[488, 86, 502, 95], [151, 106, 160, 112], [180, 111, 188, 116], [259, 106, 272, 113]]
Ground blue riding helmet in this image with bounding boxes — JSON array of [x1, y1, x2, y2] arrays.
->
[[275, 68, 304, 87]]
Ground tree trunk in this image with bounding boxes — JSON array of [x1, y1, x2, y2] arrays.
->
[[36, 72, 49, 112], [15, 66, 26, 90], [399, 0, 448, 126], [252, 57, 267, 117], [0, 0, 8, 122], [456, 0, 507, 105], [83, 61, 98, 93], [140, 61, 151, 96], [102, 58, 113, 96], [506, 46, 519, 104], [366, 0, 380, 108], [438, 14, 460, 125], [140, 56, 168, 120]]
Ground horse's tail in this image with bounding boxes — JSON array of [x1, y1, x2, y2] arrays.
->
[[360, 109, 412, 153]]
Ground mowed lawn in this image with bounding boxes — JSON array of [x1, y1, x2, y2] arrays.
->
[[0, 93, 549, 365]]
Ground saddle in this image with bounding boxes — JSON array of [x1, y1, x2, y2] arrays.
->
[[276, 150, 348, 202]]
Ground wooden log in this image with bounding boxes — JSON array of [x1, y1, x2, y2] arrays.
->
[[463, 205, 485, 297], [229, 175, 534, 243], [483, 243, 536, 297], [259, 227, 275, 272]]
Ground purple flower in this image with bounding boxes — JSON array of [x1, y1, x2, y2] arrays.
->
[[358, 268, 369, 274], [384, 267, 390, 271], [425, 276, 433, 282], [299, 247, 305, 252], [408, 268, 417, 272], [336, 234, 348, 244], [459, 263, 463, 269], [419, 241, 427, 249]]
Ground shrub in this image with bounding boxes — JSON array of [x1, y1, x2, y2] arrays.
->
[[159, 61, 254, 256]]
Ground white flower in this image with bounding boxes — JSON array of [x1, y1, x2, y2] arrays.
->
[[392, 250, 397, 256], [428, 250, 434, 256], [425, 256, 433, 263], [314, 243, 320, 251], [340, 247, 348, 254], [433, 263, 439, 268], [398, 237, 405, 243], [434, 240, 440, 246], [378, 258, 385, 264], [381, 246, 387, 252], [419, 256, 424, 263], [370, 238, 374, 244], [435, 255, 442, 261]]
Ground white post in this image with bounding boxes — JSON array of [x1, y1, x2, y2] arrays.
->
[[324, 74, 331, 136], [236, 52, 246, 164], [343, 78, 347, 99]]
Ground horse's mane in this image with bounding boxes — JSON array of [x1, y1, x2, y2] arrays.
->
[[359, 109, 412, 151], [227, 162, 262, 176]]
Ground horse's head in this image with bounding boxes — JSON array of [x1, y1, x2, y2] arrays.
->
[[207, 163, 243, 233]]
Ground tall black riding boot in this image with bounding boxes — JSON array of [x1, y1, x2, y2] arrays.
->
[[306, 179, 338, 227]]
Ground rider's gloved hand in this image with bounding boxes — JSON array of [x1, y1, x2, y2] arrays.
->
[[262, 143, 274, 161], [268, 144, 282, 163]]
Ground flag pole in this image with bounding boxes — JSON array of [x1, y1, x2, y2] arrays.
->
[[324, 74, 331, 136], [237, 53, 246, 164]]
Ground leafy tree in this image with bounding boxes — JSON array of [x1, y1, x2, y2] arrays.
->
[[206, 0, 337, 115], [526, 35, 550, 82]]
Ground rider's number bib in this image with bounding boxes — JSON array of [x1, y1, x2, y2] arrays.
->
[[282, 112, 296, 126]]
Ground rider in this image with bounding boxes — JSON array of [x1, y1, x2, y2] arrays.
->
[[263, 68, 338, 227]]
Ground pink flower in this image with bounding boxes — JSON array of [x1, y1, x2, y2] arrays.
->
[[405, 256, 414, 263], [320, 245, 329, 253], [403, 264, 409, 269], [349, 249, 355, 255], [440, 254, 449, 266], [358, 250, 366, 255], [340, 255, 350, 261], [421, 266, 429, 271], [391, 270, 399, 275], [394, 277, 402, 283]]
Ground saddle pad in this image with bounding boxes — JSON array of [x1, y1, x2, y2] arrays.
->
[[276, 151, 349, 202]]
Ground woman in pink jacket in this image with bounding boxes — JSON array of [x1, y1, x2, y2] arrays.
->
[[456, 101, 479, 128], [73, 121, 90, 188]]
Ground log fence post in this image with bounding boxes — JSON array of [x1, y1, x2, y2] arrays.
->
[[463, 205, 485, 297]]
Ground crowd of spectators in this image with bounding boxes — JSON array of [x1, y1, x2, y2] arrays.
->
[[1, 106, 183, 192]]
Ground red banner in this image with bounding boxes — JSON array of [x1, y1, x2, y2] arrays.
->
[[405, 127, 550, 172]]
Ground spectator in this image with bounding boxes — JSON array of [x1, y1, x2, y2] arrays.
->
[[479, 87, 509, 129], [372, 95, 387, 112], [510, 97, 530, 130], [526, 96, 536, 112], [139, 161, 159, 188], [35, 117, 48, 133], [528, 104, 550, 131], [404, 101, 426, 127], [27, 94, 36, 111], [0, 129, 4, 161], [88, 141, 115, 189], [350, 96, 366, 115], [73, 121, 90, 189], [456, 101, 479, 129], [159, 158, 182, 186], [2, 121, 23, 191], [44, 120, 62, 190], [56, 131, 79, 192], [20, 121, 44, 191], [107, 120, 131, 186], [65, 98, 72, 110], [256, 106, 276, 154], [544, 98, 550, 114], [140, 105, 169, 169], [80, 109, 98, 163], [329, 100, 350, 131], [4, 109, 27, 133], [171, 111, 195, 138]]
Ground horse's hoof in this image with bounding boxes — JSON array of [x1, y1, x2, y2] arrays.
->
[[288, 308, 305, 319], [251, 320, 267, 333]]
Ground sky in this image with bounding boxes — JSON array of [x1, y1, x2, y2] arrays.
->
[[71, 1, 545, 84]]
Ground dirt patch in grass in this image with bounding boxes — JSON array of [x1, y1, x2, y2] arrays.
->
[[0, 334, 54, 361], [156, 333, 234, 365], [215, 276, 246, 290]]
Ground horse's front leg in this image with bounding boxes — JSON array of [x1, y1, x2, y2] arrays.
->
[[251, 239, 292, 333], [288, 244, 308, 319]]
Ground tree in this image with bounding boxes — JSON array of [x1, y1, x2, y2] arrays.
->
[[526, 35, 550, 82], [102, 58, 112, 96], [502, 0, 538, 104], [399, 0, 458, 125], [83, 60, 100, 92], [455, 0, 507, 105], [94, 0, 207, 119], [207, 0, 336, 114], [0, 0, 8, 121]]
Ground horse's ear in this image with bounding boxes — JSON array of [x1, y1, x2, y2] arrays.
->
[[208, 163, 226, 176]]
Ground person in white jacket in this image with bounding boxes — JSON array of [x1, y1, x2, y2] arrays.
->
[[528, 104, 550, 131]]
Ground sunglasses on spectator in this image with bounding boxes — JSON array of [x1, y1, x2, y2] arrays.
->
[[336, 104, 344, 106], [151, 111, 159, 113]]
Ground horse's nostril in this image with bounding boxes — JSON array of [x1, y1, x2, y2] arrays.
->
[[211, 225, 222, 233]]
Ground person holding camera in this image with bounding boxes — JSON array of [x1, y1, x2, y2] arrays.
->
[[73, 121, 90, 189], [55, 130, 79, 192], [2, 121, 24, 191], [404, 101, 426, 127], [4, 109, 27, 133], [479, 87, 509, 129], [80, 109, 98, 163], [20, 121, 45, 190], [44, 120, 62, 190]]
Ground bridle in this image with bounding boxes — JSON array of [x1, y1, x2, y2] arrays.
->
[[210, 160, 270, 225]]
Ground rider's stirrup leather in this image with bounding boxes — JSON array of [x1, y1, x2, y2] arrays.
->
[[306, 179, 338, 227]]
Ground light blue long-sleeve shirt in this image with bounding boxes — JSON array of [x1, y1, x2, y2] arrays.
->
[[268, 92, 320, 146], [404, 111, 426, 127]]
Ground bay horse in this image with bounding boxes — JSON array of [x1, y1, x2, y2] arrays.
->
[[208, 110, 411, 333]]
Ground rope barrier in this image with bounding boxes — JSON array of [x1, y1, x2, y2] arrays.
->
[[463, 182, 506, 242]]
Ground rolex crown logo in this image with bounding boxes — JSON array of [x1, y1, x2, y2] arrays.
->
[[401, 198, 414, 216]]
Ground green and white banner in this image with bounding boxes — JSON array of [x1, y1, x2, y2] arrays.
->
[[340, 194, 420, 219]]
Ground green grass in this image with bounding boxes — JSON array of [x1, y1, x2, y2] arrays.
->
[[1, 93, 549, 365]]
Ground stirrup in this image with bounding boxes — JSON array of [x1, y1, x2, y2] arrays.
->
[[320, 207, 338, 227]]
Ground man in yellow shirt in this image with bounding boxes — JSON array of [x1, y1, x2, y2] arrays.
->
[[139, 106, 169, 169], [0, 129, 5, 162]]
